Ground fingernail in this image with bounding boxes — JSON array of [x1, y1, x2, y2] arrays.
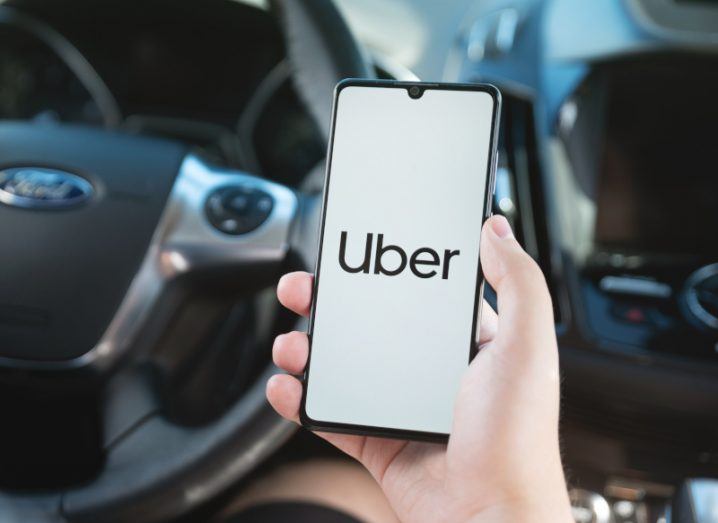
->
[[490, 215, 514, 239]]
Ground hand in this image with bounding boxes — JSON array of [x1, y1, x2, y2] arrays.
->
[[266, 215, 573, 523]]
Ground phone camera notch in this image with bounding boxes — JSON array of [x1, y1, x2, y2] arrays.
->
[[408, 85, 424, 99]]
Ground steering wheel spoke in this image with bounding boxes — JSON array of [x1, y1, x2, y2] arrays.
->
[[159, 155, 298, 277]]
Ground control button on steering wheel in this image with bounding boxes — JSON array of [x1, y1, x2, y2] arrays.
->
[[205, 185, 275, 235]]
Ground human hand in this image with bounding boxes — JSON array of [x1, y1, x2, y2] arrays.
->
[[266, 215, 573, 523]]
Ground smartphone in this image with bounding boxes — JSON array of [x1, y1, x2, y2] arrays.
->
[[302, 79, 501, 441]]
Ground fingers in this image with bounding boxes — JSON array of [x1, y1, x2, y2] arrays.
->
[[277, 271, 314, 317], [272, 315, 496, 374], [274, 279, 497, 370], [265, 373, 354, 453], [480, 215, 555, 348], [265, 365, 373, 462], [266, 371, 404, 474], [266, 374, 302, 422], [277, 269, 498, 344], [273, 331, 309, 374]]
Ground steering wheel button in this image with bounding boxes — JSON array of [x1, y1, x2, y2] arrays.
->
[[256, 196, 272, 213], [208, 194, 224, 213], [205, 186, 275, 235], [227, 194, 250, 213], [220, 219, 239, 233]]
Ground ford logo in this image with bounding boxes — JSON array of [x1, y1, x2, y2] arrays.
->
[[0, 167, 94, 209]]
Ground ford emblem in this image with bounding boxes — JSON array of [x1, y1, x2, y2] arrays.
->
[[0, 167, 94, 209]]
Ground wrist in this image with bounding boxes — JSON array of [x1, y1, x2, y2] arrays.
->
[[466, 496, 573, 523], [464, 475, 573, 523]]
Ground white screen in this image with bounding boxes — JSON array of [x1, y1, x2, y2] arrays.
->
[[306, 84, 496, 435]]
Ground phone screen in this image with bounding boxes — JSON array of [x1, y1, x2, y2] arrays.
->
[[304, 82, 499, 437]]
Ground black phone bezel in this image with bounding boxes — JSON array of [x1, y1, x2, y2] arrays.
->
[[300, 79, 502, 443]]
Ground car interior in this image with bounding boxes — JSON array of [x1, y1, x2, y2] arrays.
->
[[0, 0, 717, 521]]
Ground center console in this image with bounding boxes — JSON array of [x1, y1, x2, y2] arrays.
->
[[558, 54, 718, 361]]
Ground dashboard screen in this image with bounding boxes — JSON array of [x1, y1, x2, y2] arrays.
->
[[595, 62, 718, 256]]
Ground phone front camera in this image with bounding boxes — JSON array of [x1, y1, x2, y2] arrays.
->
[[408, 86, 423, 99]]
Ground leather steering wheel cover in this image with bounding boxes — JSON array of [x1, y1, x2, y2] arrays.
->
[[54, 1, 373, 522], [269, 0, 373, 140]]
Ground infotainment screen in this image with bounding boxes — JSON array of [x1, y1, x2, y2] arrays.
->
[[594, 61, 718, 256]]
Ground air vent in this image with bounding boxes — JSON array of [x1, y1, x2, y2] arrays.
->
[[683, 264, 718, 331]]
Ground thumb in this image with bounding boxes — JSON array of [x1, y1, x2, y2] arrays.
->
[[480, 215, 555, 352]]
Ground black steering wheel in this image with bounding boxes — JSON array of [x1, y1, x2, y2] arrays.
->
[[0, 1, 372, 521]]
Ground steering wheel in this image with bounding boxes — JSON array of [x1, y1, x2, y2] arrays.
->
[[0, 1, 373, 521]]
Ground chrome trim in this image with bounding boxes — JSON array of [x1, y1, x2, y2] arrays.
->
[[160, 156, 297, 271], [683, 263, 718, 331], [0, 155, 298, 371], [0, 167, 94, 209], [569, 489, 612, 523], [683, 479, 718, 523], [599, 275, 672, 299]]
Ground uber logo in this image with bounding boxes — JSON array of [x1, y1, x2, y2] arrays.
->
[[338, 231, 460, 279]]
